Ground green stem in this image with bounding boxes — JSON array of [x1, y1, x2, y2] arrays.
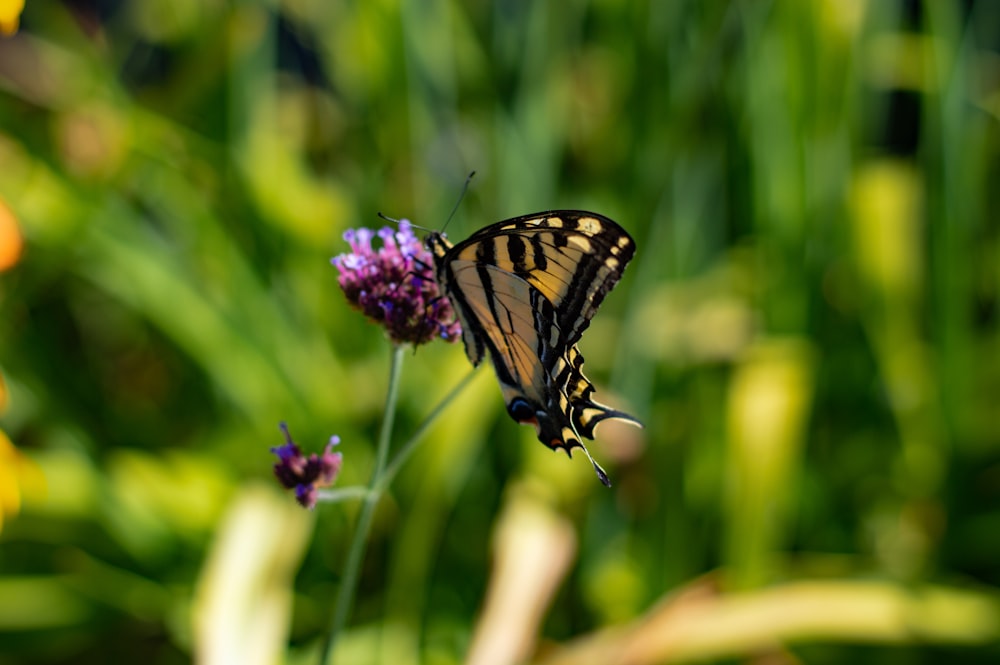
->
[[315, 368, 478, 505], [318, 345, 405, 665], [376, 367, 478, 492], [315, 486, 372, 503]]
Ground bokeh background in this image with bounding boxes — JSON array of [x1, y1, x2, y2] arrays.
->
[[2, 1, 1000, 663]]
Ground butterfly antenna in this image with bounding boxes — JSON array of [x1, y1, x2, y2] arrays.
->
[[578, 443, 612, 488], [440, 170, 476, 234], [377, 211, 431, 233]]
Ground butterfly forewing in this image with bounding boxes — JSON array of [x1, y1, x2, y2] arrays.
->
[[427, 210, 640, 486], [458, 213, 636, 350]]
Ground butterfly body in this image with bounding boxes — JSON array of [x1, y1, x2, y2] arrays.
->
[[427, 210, 641, 486]]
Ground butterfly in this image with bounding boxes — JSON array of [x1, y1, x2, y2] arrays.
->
[[426, 210, 641, 486]]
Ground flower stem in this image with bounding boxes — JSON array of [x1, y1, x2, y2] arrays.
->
[[376, 367, 478, 492], [314, 368, 479, 506], [315, 486, 372, 503], [318, 344, 405, 665]]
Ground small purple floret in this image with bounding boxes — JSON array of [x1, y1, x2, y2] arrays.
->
[[271, 422, 343, 509], [332, 219, 462, 346]]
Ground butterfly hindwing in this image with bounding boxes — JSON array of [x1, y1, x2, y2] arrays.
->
[[427, 210, 641, 486]]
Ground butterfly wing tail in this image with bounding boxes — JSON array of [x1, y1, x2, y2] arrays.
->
[[572, 399, 643, 439], [532, 417, 612, 487]]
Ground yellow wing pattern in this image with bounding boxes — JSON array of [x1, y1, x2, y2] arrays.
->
[[427, 211, 641, 486]]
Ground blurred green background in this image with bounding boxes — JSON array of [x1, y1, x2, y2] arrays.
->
[[2, 0, 1000, 663]]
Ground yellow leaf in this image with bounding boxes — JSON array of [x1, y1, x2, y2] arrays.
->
[[0, 430, 46, 531]]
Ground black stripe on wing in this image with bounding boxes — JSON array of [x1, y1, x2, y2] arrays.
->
[[425, 212, 640, 486], [462, 211, 635, 348]]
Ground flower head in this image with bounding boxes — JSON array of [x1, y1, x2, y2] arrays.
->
[[271, 423, 343, 509], [331, 220, 461, 346]]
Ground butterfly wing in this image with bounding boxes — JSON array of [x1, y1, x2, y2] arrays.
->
[[457, 211, 634, 349], [428, 211, 640, 486]]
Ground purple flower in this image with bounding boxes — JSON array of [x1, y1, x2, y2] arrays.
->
[[271, 422, 343, 509], [332, 220, 462, 346]]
